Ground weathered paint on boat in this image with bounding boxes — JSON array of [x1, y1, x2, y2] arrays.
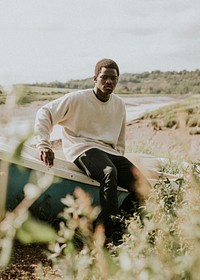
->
[[0, 139, 128, 222], [0, 137, 181, 223], [6, 162, 128, 222]]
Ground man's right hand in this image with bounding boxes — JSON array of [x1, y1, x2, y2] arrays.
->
[[39, 148, 55, 167]]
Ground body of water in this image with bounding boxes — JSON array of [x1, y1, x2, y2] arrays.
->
[[123, 95, 178, 122], [51, 95, 178, 140], [0, 95, 179, 142]]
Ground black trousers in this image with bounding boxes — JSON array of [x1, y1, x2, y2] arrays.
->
[[74, 148, 138, 237]]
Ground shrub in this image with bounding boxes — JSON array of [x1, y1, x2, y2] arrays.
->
[[163, 114, 178, 128], [188, 115, 199, 127]]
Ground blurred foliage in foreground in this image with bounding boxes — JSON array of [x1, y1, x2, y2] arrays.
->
[[38, 163, 200, 279], [1, 151, 200, 278]]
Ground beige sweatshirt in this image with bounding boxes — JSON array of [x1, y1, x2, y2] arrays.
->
[[35, 89, 126, 162]]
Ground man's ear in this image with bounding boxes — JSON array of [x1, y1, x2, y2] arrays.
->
[[93, 76, 97, 82]]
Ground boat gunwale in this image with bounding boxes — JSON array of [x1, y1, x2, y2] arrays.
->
[[0, 137, 181, 189], [0, 142, 100, 187]]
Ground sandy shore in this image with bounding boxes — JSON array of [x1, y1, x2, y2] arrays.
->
[[126, 118, 200, 161]]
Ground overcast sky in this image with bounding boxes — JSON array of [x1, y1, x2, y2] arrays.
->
[[1, 0, 200, 85]]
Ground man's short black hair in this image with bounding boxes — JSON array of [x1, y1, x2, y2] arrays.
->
[[95, 58, 120, 77]]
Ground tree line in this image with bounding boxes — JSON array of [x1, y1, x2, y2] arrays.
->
[[1, 69, 200, 95]]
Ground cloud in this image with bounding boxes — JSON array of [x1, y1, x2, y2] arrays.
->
[[0, 0, 200, 84]]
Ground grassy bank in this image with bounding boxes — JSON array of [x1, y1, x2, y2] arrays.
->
[[0, 85, 70, 105], [141, 95, 200, 134]]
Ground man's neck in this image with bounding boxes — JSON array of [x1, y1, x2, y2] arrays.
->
[[93, 89, 110, 102]]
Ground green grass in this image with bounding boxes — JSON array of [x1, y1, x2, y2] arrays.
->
[[0, 85, 73, 105]]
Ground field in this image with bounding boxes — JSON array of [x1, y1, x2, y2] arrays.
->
[[0, 85, 70, 105], [0, 87, 200, 279]]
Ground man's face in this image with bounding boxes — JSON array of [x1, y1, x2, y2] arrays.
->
[[94, 67, 118, 95]]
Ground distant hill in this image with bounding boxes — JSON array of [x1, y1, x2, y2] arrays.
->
[[31, 69, 200, 95]]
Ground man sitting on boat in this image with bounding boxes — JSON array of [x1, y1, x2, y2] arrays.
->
[[35, 58, 151, 245]]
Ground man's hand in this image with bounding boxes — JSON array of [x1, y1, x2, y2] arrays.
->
[[39, 148, 55, 167]]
